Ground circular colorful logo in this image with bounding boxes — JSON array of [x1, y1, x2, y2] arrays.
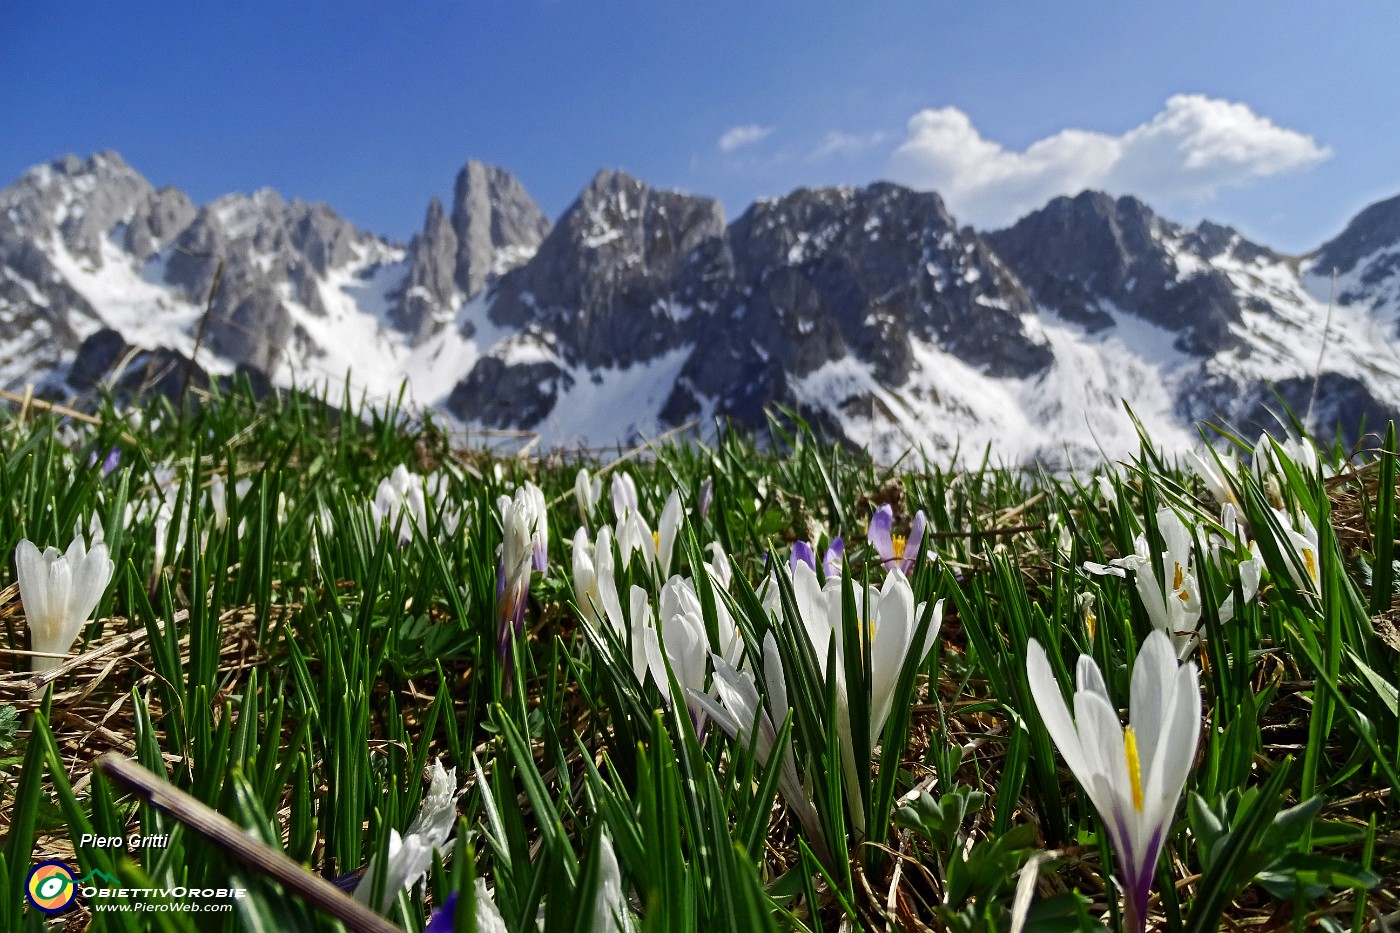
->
[[26, 861, 78, 913]]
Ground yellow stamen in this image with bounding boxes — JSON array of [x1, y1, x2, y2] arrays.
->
[[892, 534, 907, 559], [1172, 562, 1184, 590], [1303, 548, 1317, 583], [653, 530, 660, 550], [1085, 609, 1097, 640], [1124, 726, 1144, 813], [1178, 589, 1191, 603]]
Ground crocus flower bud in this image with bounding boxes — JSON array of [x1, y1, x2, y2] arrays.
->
[[16, 534, 115, 671]]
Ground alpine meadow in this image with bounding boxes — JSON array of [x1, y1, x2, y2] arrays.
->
[[0, 382, 1395, 930]]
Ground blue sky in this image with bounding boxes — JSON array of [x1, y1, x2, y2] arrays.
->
[[4, 2, 1397, 252]]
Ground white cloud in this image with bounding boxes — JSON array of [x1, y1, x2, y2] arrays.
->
[[718, 124, 775, 153], [809, 129, 890, 161], [886, 94, 1331, 228]]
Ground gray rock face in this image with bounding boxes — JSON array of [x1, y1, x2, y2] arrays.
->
[[68, 328, 131, 390], [989, 191, 1251, 354], [488, 169, 729, 367], [392, 197, 459, 344], [159, 191, 390, 371], [1313, 194, 1400, 279], [1311, 195, 1400, 311], [124, 186, 197, 259], [453, 179, 1058, 435], [451, 160, 551, 299], [447, 352, 572, 429], [678, 183, 1051, 427], [1180, 370, 1397, 451]]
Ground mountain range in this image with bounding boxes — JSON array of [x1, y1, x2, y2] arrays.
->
[[2, 150, 1397, 464]]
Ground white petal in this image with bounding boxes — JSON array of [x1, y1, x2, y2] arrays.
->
[[15, 540, 51, 632], [473, 878, 510, 932], [1129, 630, 1178, 770], [1026, 641, 1091, 785], [70, 543, 114, 627], [657, 490, 682, 575], [592, 833, 633, 933], [1074, 690, 1134, 839], [1075, 652, 1111, 705], [762, 631, 790, 722]]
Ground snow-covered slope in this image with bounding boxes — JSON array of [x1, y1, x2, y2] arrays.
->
[[2, 151, 1397, 464]]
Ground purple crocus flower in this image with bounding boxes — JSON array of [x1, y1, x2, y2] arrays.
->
[[87, 447, 121, 476], [867, 505, 927, 576], [790, 540, 817, 573], [822, 537, 844, 577], [788, 538, 844, 579], [426, 893, 457, 933]]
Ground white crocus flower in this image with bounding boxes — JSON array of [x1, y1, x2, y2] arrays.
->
[[646, 576, 711, 707], [1085, 508, 1261, 659], [611, 472, 639, 519], [500, 494, 535, 584], [1207, 505, 1263, 628], [576, 467, 602, 529], [210, 473, 229, 531], [209, 474, 253, 535], [1254, 433, 1325, 484], [687, 633, 830, 864], [1026, 631, 1200, 933], [1268, 508, 1322, 599], [354, 759, 459, 914], [496, 487, 545, 682], [592, 832, 635, 933], [519, 481, 549, 572], [309, 505, 335, 567], [1049, 512, 1073, 561], [1186, 448, 1240, 507], [1125, 509, 1200, 652], [621, 585, 654, 685], [575, 527, 623, 632], [16, 534, 116, 672], [655, 490, 683, 577], [373, 465, 427, 544], [615, 509, 657, 571], [783, 561, 942, 833], [573, 526, 604, 626], [576, 528, 650, 686], [466, 879, 508, 932], [705, 543, 732, 591]]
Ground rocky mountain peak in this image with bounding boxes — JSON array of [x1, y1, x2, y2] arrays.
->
[[450, 160, 550, 299], [677, 181, 1049, 430], [392, 196, 459, 344], [0, 150, 160, 266], [3, 149, 1398, 465], [1310, 194, 1400, 307], [988, 190, 1246, 353], [485, 170, 727, 366]]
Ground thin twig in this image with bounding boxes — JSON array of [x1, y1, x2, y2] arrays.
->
[[1306, 266, 1338, 432], [181, 258, 223, 407], [0, 387, 140, 445], [98, 754, 404, 933]]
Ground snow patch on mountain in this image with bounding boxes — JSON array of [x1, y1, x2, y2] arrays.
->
[[530, 347, 696, 449]]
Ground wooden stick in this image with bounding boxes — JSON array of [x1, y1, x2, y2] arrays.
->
[[0, 387, 140, 445], [97, 754, 404, 933]]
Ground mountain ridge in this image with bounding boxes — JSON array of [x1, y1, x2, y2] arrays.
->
[[2, 150, 1396, 464]]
